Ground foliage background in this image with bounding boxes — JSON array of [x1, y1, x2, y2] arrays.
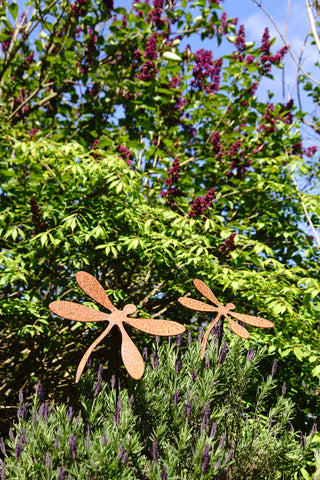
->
[[0, 0, 319, 454]]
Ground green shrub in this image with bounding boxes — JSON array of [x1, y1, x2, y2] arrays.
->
[[0, 334, 318, 479]]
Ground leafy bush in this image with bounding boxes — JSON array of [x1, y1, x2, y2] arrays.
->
[[1, 335, 318, 479]]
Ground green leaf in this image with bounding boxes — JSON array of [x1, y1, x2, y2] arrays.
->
[[163, 52, 182, 62]]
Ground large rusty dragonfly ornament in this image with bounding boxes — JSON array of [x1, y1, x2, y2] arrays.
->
[[49, 272, 185, 382], [178, 279, 274, 359]]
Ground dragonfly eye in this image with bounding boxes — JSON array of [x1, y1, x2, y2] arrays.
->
[[226, 303, 235, 310], [123, 304, 136, 315]]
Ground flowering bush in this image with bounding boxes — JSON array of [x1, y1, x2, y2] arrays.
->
[[1, 336, 318, 479]]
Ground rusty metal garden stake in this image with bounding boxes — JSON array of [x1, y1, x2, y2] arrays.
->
[[49, 272, 185, 382], [178, 279, 274, 359]]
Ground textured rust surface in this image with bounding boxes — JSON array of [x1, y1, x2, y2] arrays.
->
[[49, 271, 185, 382], [178, 279, 274, 359]]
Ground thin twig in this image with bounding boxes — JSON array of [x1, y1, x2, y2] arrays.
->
[[291, 173, 320, 248]]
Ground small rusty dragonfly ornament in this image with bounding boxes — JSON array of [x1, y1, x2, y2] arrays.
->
[[178, 279, 274, 359], [49, 272, 185, 382]]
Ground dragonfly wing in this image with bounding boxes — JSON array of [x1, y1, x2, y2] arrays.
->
[[230, 312, 274, 328], [193, 279, 220, 306], [227, 316, 250, 339], [119, 324, 145, 380], [178, 297, 217, 312], [125, 318, 185, 336], [49, 301, 107, 322], [76, 271, 115, 312]]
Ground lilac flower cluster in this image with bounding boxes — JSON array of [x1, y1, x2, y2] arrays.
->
[[149, 0, 165, 27], [220, 233, 237, 256], [136, 59, 158, 81], [210, 131, 223, 160], [13, 88, 30, 116], [117, 144, 133, 165], [191, 49, 223, 94], [144, 33, 158, 60], [188, 187, 216, 218], [160, 158, 181, 205], [71, 0, 88, 17], [30, 198, 48, 235], [304, 145, 317, 158], [77, 28, 97, 73], [1, 29, 13, 53], [259, 28, 288, 73], [234, 24, 246, 61]]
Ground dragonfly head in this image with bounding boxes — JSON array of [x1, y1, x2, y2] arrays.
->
[[226, 303, 235, 310], [123, 304, 137, 316]]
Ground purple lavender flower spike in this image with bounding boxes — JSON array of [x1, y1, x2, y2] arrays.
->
[[45, 452, 51, 469], [175, 351, 182, 374], [15, 440, 22, 461], [143, 347, 148, 361], [129, 395, 134, 407], [282, 382, 286, 396], [192, 366, 198, 382], [69, 435, 77, 460], [0, 461, 5, 480], [94, 375, 102, 397], [161, 467, 168, 480], [113, 396, 122, 426], [0, 438, 6, 456], [201, 402, 211, 431], [36, 380, 44, 402], [57, 467, 65, 480], [176, 334, 183, 348], [67, 406, 73, 423], [210, 422, 217, 438], [187, 331, 192, 345], [225, 448, 233, 463], [247, 347, 255, 361], [151, 438, 158, 463], [173, 390, 180, 407], [219, 433, 226, 450], [271, 359, 278, 375], [18, 389, 23, 405], [218, 341, 228, 364], [201, 444, 211, 473], [301, 434, 306, 448], [198, 326, 204, 342]]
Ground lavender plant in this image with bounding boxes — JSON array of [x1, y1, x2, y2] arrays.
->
[[0, 335, 318, 479]]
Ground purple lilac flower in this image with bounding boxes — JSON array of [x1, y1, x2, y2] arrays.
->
[[69, 435, 77, 460], [201, 402, 211, 432], [218, 341, 228, 364], [160, 158, 181, 205], [36, 380, 44, 402], [144, 33, 158, 60], [191, 49, 222, 94], [175, 351, 182, 374], [113, 396, 122, 426], [136, 60, 158, 81], [151, 438, 158, 463], [210, 422, 217, 438], [161, 467, 168, 480], [173, 390, 180, 407], [201, 444, 211, 473], [247, 347, 255, 362], [0, 438, 5, 455], [45, 452, 50, 469], [188, 188, 216, 218]]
